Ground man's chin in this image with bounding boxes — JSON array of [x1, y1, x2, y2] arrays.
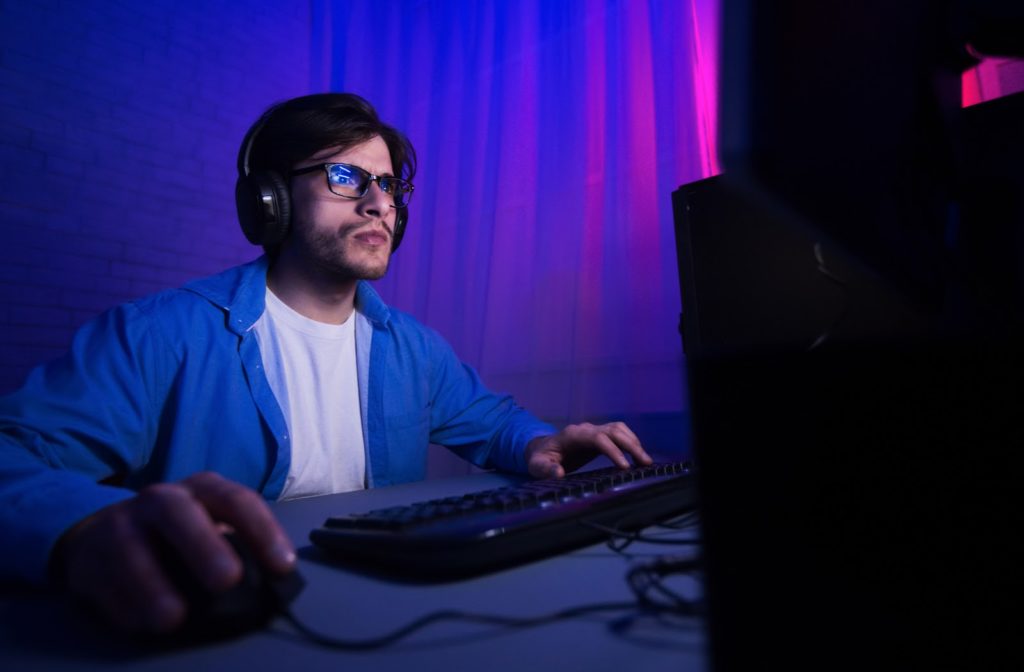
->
[[331, 255, 390, 281], [358, 263, 389, 281]]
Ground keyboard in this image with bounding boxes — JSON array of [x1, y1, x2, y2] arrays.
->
[[309, 461, 697, 580]]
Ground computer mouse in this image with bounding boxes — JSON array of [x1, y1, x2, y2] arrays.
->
[[158, 531, 306, 643]]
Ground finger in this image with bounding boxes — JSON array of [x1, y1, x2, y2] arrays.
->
[[530, 461, 564, 479], [527, 450, 565, 479], [108, 524, 188, 633], [608, 421, 641, 446], [605, 422, 653, 465], [592, 431, 632, 470], [64, 511, 186, 633], [527, 459, 549, 479], [538, 424, 619, 474], [541, 460, 565, 479], [526, 435, 565, 479], [183, 472, 296, 574], [134, 482, 241, 592]]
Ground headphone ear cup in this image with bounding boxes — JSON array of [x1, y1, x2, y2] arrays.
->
[[235, 171, 291, 246], [391, 210, 407, 252], [261, 171, 291, 246]]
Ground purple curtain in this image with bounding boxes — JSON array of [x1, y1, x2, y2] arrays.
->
[[320, 0, 719, 424]]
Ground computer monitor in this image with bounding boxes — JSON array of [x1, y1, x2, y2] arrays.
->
[[679, 1, 1024, 668]]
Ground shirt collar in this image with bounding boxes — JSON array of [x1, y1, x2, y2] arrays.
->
[[354, 280, 391, 326], [183, 255, 392, 333]]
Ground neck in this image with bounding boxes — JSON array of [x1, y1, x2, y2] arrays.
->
[[266, 253, 359, 325]]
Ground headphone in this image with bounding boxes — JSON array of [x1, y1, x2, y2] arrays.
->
[[234, 100, 409, 252]]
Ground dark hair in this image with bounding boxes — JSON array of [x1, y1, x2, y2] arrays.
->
[[241, 92, 416, 185]]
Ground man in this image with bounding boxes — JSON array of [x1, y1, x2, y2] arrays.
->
[[0, 94, 650, 634]]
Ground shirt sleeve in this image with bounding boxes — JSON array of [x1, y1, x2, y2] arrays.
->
[[0, 301, 172, 584], [424, 329, 556, 475]]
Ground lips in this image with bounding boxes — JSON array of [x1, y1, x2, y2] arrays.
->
[[352, 230, 390, 247]]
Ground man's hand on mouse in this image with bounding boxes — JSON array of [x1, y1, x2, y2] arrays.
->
[[525, 421, 653, 479], [50, 472, 296, 634]]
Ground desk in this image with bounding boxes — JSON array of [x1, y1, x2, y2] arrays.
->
[[0, 472, 705, 671]]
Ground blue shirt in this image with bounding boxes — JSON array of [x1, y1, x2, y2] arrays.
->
[[0, 256, 555, 583]]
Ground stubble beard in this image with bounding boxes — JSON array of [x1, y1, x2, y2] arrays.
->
[[303, 226, 391, 282]]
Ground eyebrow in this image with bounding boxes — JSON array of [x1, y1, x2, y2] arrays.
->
[[302, 157, 396, 179]]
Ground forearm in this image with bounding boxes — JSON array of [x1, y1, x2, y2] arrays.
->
[[0, 444, 134, 583], [430, 389, 555, 475]]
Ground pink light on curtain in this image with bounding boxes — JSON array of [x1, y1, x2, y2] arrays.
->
[[690, 0, 720, 176], [323, 0, 720, 425]]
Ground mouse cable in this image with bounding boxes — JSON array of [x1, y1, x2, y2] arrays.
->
[[578, 519, 701, 555], [656, 509, 701, 530], [279, 599, 683, 651], [627, 556, 703, 617]]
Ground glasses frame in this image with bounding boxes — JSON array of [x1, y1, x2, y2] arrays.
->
[[290, 162, 414, 208]]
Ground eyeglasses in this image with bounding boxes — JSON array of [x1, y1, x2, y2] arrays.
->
[[290, 162, 414, 208]]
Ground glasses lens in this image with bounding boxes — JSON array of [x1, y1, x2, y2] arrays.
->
[[380, 178, 413, 207], [325, 164, 413, 207], [326, 164, 368, 198]]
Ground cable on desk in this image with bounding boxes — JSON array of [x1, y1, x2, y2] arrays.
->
[[582, 517, 704, 618], [280, 600, 681, 651], [279, 511, 704, 651], [627, 556, 703, 617], [578, 519, 701, 555], [656, 510, 701, 530]]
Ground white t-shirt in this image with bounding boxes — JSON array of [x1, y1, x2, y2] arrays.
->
[[253, 288, 366, 500]]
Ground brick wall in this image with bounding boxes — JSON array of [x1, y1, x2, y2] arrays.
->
[[0, 0, 314, 393]]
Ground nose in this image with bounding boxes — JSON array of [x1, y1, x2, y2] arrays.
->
[[357, 179, 395, 224]]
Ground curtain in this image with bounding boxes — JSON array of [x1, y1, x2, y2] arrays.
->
[[318, 0, 719, 425]]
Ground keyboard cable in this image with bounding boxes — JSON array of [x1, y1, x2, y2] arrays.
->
[[278, 598, 685, 651], [277, 521, 702, 650]]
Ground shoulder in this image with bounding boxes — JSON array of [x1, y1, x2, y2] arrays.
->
[[105, 257, 268, 347], [178, 256, 267, 309], [151, 256, 265, 313], [356, 282, 457, 357], [124, 283, 222, 333]]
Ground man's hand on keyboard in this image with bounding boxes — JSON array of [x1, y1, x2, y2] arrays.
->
[[50, 472, 296, 634], [525, 421, 653, 479]]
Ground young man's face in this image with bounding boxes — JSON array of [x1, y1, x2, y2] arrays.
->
[[285, 135, 397, 282]]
